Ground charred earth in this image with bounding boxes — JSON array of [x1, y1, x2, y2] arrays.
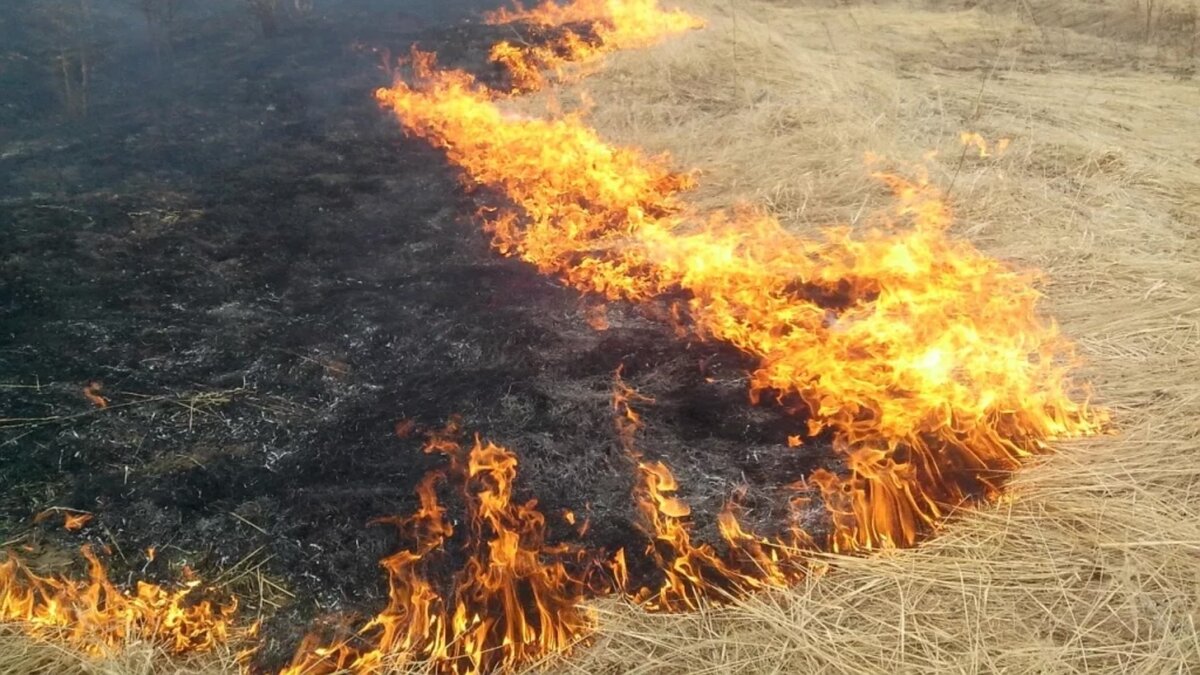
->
[[0, 1, 832, 666]]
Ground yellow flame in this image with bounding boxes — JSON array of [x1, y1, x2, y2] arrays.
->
[[0, 545, 254, 657], [611, 374, 809, 610], [960, 131, 1011, 158], [375, 48, 1104, 555], [2, 1, 1106, 670], [283, 423, 593, 675], [485, 0, 702, 92]]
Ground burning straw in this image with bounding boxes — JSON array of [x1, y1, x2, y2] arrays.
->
[[1, 0, 1134, 673]]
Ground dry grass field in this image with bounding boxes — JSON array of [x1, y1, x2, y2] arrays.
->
[[4, 0, 1198, 673], [563, 1, 1200, 673]]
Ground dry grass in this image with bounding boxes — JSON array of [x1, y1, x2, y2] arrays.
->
[[0, 631, 241, 675], [4, 0, 1199, 673], [561, 0, 1200, 673]]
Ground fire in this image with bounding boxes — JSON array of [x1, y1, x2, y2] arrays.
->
[[3, 2, 1106, 670], [0, 545, 251, 657], [485, 0, 703, 92], [63, 512, 93, 531], [584, 303, 610, 330], [33, 506, 94, 532], [611, 374, 808, 610], [960, 131, 1010, 158], [83, 381, 108, 408], [283, 421, 593, 675], [374, 46, 1104, 554]]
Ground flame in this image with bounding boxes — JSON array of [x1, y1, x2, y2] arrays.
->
[[3, 2, 1106, 669], [374, 44, 1103, 555], [0, 545, 251, 656], [610, 373, 808, 611], [959, 131, 1010, 158], [83, 381, 108, 408], [33, 507, 93, 532], [394, 418, 418, 438], [63, 512, 93, 531], [484, 0, 703, 92], [584, 303, 610, 330], [283, 422, 593, 675]]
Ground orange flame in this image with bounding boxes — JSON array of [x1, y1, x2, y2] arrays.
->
[[960, 131, 1010, 158], [3, 2, 1107, 669], [374, 45, 1104, 555], [0, 545, 252, 657], [82, 381, 108, 408], [283, 422, 593, 675], [33, 507, 93, 532], [584, 303, 610, 330], [484, 0, 703, 92], [610, 373, 808, 610], [63, 512, 93, 532]]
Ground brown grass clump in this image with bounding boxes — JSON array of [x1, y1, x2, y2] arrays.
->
[[5, 0, 1198, 673]]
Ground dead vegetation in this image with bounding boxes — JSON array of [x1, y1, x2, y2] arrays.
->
[[1004, 0, 1200, 56], [559, 0, 1200, 672], [0, 384, 251, 436], [2, 0, 1198, 672]]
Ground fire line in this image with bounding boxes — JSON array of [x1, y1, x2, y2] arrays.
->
[[373, 40, 1104, 556], [0, 1, 1106, 673]]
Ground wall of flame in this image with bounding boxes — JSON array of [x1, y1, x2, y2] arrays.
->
[[0, 2, 1104, 674]]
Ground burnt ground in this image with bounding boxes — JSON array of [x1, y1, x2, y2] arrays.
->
[[0, 1, 835, 667]]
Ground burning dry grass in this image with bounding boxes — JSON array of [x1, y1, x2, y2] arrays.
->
[[4, 0, 1198, 672], [557, 0, 1200, 672]]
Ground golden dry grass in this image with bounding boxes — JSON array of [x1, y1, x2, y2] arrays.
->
[[559, 1, 1200, 673], [0, 633, 241, 675], [4, 0, 1198, 673]]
